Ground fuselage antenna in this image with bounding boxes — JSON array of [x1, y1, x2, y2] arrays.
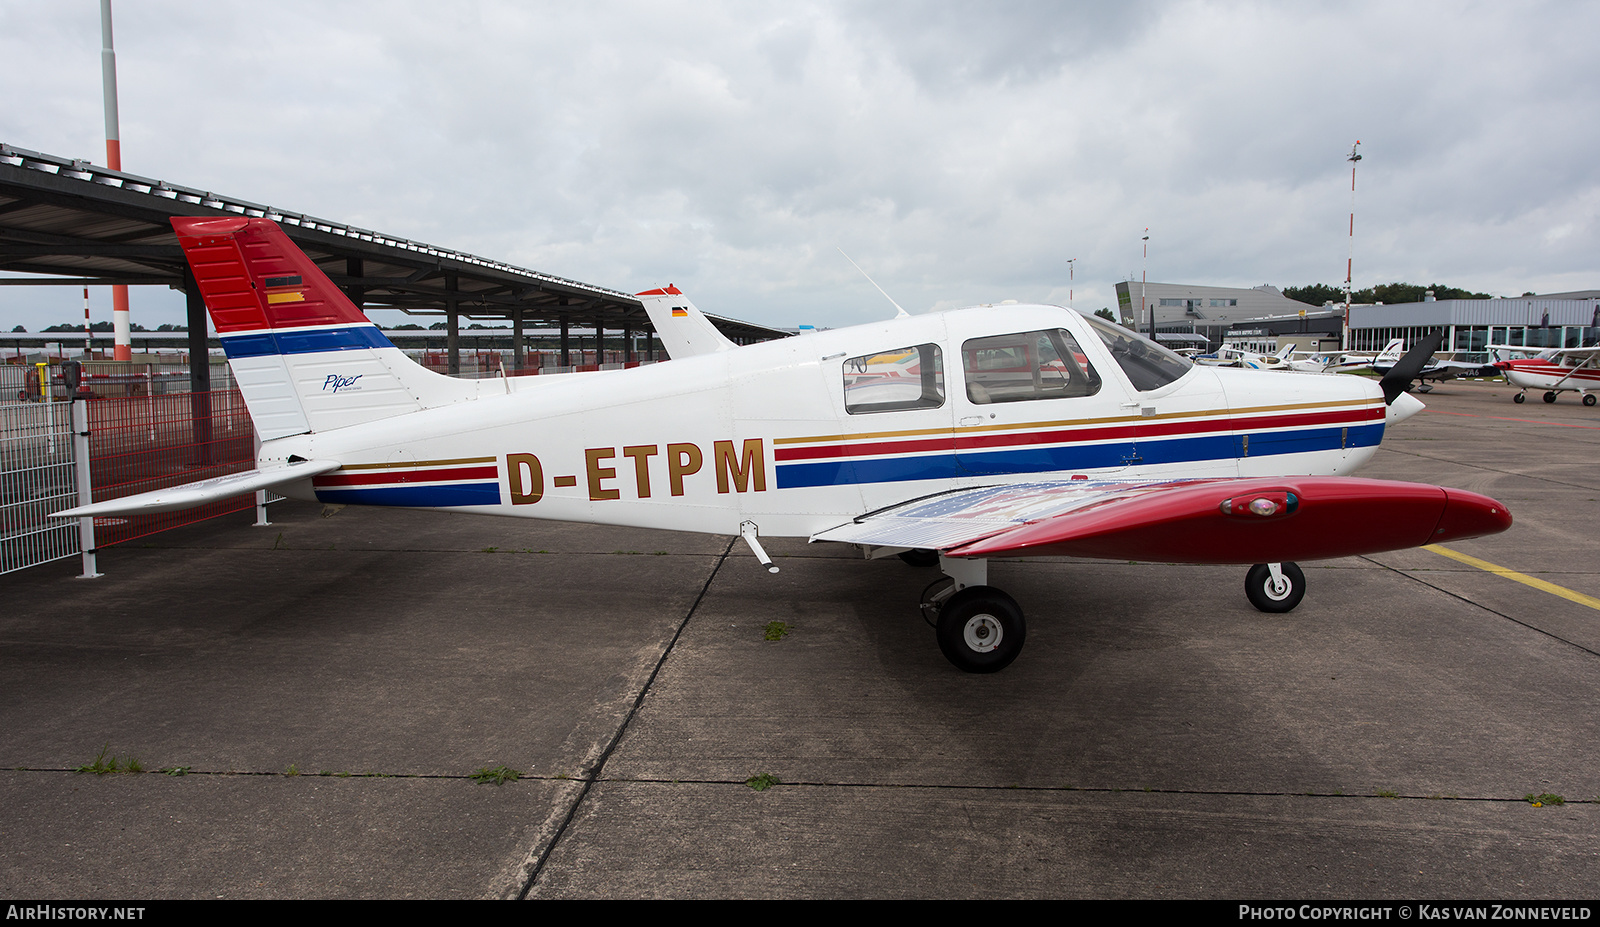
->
[[838, 247, 909, 318]]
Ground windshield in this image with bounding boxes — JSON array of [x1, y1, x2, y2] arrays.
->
[[1079, 312, 1193, 392]]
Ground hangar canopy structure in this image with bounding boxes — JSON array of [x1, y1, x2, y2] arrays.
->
[[0, 143, 789, 381]]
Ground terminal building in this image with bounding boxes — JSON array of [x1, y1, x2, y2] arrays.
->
[[1113, 281, 1342, 353], [1114, 280, 1600, 362]]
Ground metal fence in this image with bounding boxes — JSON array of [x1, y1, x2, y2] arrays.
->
[[0, 390, 257, 575], [87, 390, 256, 549], [0, 401, 75, 574]]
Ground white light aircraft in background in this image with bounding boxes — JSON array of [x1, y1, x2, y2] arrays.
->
[[1491, 345, 1600, 405], [1193, 344, 1331, 374], [57, 218, 1512, 673]]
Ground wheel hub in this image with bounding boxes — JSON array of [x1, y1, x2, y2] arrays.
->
[[963, 614, 1003, 653]]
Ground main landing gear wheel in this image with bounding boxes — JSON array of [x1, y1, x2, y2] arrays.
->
[[1585, 394, 1597, 407], [1544, 391, 1559, 403], [1513, 392, 1526, 403], [1245, 562, 1305, 614], [936, 586, 1026, 674]]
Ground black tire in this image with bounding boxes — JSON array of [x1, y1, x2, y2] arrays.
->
[[936, 586, 1026, 673], [1544, 391, 1559, 403], [898, 548, 941, 568], [1585, 394, 1597, 407], [1245, 562, 1305, 614], [1513, 392, 1526, 403]]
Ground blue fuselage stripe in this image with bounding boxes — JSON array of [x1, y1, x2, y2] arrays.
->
[[774, 422, 1384, 489], [220, 326, 394, 359], [313, 482, 501, 507]]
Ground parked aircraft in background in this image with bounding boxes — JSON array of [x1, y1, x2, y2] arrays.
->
[[1370, 336, 1498, 392], [1491, 345, 1600, 405], [1192, 344, 1332, 374], [56, 218, 1512, 673]]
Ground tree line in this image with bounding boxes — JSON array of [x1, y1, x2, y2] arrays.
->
[[1282, 282, 1494, 306]]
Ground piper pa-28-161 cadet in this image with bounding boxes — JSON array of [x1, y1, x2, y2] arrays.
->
[[1490, 344, 1600, 405], [55, 217, 1512, 673]]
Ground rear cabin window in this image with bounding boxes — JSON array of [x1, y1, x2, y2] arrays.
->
[[842, 343, 946, 414], [962, 329, 1101, 404]]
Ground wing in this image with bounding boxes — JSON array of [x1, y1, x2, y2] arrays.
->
[[811, 476, 1510, 563], [52, 460, 340, 519]]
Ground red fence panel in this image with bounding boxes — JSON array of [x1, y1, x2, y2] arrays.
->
[[87, 389, 256, 547]]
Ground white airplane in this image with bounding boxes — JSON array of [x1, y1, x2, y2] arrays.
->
[[1193, 344, 1330, 374], [56, 217, 1512, 673], [1490, 344, 1600, 405], [1369, 335, 1497, 392]]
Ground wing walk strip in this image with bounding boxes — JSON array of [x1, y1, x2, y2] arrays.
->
[[1425, 544, 1600, 612]]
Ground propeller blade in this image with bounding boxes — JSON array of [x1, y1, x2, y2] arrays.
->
[[1380, 329, 1446, 405]]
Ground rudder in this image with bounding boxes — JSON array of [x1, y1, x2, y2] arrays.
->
[[173, 217, 475, 439]]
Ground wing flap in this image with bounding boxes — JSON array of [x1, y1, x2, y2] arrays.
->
[[814, 477, 1511, 564], [52, 460, 340, 519]]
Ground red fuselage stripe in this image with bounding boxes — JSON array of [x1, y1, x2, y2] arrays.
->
[[314, 465, 499, 487]]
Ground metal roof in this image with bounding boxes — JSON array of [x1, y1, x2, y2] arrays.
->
[[0, 143, 789, 344]]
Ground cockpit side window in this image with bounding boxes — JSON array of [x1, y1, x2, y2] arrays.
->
[[1080, 312, 1193, 391], [961, 329, 1102, 404], [842, 343, 946, 414]]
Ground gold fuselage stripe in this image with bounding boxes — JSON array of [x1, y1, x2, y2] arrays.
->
[[336, 457, 497, 471]]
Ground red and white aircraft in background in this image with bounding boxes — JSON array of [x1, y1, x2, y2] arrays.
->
[[1491, 345, 1600, 405], [56, 217, 1512, 672]]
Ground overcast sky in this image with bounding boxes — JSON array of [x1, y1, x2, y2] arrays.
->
[[2, 0, 1597, 333]]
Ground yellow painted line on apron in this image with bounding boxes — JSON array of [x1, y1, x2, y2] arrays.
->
[[1424, 544, 1600, 612]]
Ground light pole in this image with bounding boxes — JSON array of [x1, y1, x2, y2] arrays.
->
[[1141, 230, 1151, 337], [101, 0, 132, 361], [1343, 140, 1361, 352]]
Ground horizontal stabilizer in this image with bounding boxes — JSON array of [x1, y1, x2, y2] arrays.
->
[[53, 460, 340, 519]]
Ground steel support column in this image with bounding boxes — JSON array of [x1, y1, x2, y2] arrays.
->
[[560, 299, 570, 366], [183, 263, 212, 464], [345, 257, 365, 309], [512, 306, 525, 370], [446, 273, 460, 376]]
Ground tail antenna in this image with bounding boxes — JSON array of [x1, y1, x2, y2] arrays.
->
[[837, 247, 909, 319]]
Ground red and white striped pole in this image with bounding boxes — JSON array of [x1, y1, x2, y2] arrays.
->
[[100, 0, 132, 361], [1343, 140, 1361, 352]]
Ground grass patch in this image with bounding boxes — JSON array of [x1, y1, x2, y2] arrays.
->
[[1375, 789, 1399, 799], [745, 773, 780, 791], [470, 765, 520, 785], [763, 621, 790, 641], [1525, 793, 1564, 807], [75, 743, 142, 775]]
